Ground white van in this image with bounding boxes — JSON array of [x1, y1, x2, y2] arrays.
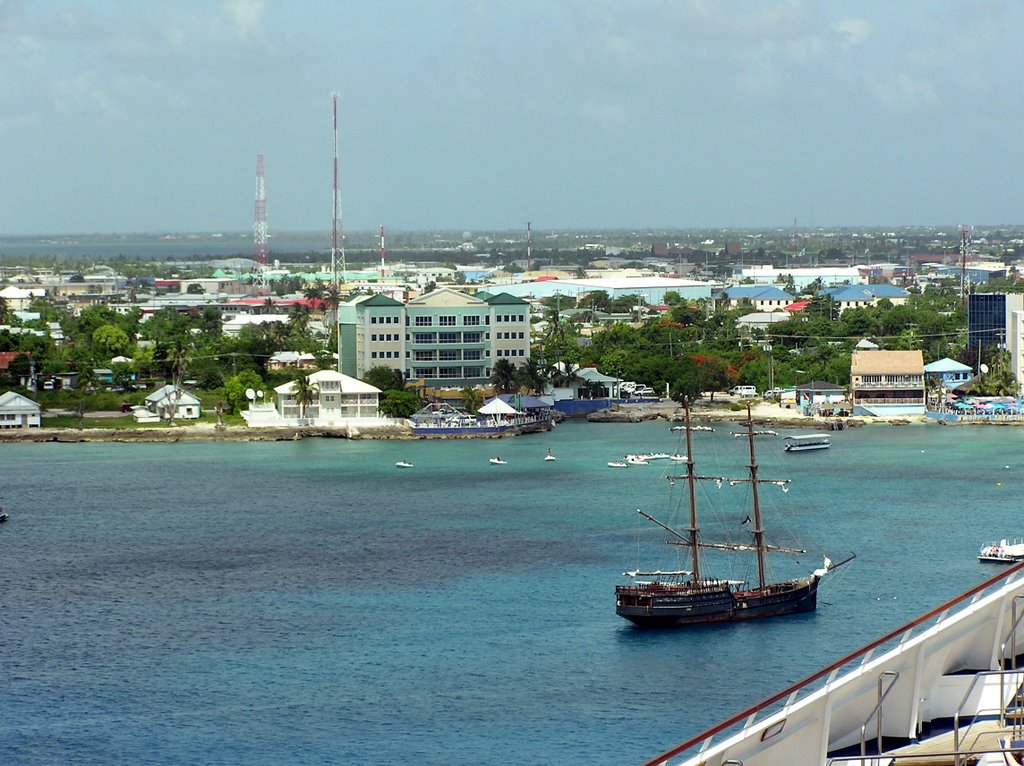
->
[[729, 385, 757, 398]]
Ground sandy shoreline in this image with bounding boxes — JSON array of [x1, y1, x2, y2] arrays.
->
[[0, 398, 937, 443]]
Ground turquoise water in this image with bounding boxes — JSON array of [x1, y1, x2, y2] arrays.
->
[[1, 420, 1021, 765]]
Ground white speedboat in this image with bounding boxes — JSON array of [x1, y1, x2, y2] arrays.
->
[[395, 461, 413, 468], [625, 455, 649, 466], [607, 461, 628, 468], [643, 561, 1024, 766], [783, 433, 831, 452], [978, 538, 1024, 563], [544, 450, 556, 462], [489, 458, 507, 465]]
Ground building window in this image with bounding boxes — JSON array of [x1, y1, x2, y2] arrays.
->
[[464, 349, 482, 361], [414, 316, 433, 326], [438, 366, 460, 379], [438, 332, 459, 344], [439, 349, 461, 361], [414, 333, 436, 343], [370, 316, 378, 324], [439, 315, 456, 326], [464, 332, 482, 343], [464, 366, 483, 378], [414, 367, 436, 378], [414, 350, 437, 361], [464, 315, 480, 326]]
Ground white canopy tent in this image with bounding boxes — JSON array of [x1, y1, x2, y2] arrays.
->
[[478, 398, 521, 415]]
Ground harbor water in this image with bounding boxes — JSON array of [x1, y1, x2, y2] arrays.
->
[[2, 419, 1021, 765]]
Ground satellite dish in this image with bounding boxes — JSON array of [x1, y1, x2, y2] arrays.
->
[[245, 388, 256, 400], [980, 364, 990, 374], [256, 390, 264, 399]]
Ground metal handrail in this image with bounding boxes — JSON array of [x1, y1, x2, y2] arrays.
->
[[952, 668, 1024, 766], [860, 671, 900, 758], [828, 743, 1024, 764], [641, 560, 1024, 766], [998, 595, 1024, 740]]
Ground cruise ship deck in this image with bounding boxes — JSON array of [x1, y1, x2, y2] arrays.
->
[[643, 562, 1024, 766]]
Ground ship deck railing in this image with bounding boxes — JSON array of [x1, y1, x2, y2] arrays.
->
[[640, 562, 1024, 766]]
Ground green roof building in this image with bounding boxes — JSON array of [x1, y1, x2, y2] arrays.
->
[[337, 287, 531, 388]]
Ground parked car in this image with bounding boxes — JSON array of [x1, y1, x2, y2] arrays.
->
[[763, 388, 783, 399], [729, 385, 757, 398], [634, 386, 656, 397]]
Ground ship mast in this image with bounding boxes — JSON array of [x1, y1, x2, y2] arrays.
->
[[743, 403, 768, 589], [682, 403, 700, 581]]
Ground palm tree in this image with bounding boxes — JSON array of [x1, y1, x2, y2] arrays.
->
[[288, 304, 311, 336], [0, 295, 8, 324], [514, 358, 546, 395], [460, 386, 484, 414], [490, 358, 518, 394], [291, 374, 317, 423], [262, 297, 275, 315]]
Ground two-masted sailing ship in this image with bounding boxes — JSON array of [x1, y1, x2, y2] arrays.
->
[[615, 404, 853, 627]]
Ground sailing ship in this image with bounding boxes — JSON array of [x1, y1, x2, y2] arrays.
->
[[615, 403, 853, 627]]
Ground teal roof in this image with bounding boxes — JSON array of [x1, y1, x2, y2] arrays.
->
[[482, 292, 529, 305], [924, 357, 972, 373], [356, 294, 404, 307]]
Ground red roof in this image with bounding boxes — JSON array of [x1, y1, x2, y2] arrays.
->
[[0, 351, 29, 370], [785, 300, 811, 312]]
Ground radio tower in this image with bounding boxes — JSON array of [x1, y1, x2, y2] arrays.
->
[[253, 153, 268, 293], [526, 221, 532, 272], [379, 224, 386, 280], [331, 93, 346, 288], [959, 224, 970, 306]]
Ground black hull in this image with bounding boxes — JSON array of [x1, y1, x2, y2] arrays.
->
[[615, 577, 819, 627]]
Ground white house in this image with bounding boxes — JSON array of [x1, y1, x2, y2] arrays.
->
[[0, 390, 42, 428], [142, 384, 202, 421], [243, 369, 389, 429]]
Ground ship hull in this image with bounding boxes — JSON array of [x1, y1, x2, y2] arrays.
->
[[615, 577, 819, 627]]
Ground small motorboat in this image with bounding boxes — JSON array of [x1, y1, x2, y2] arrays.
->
[[489, 458, 507, 465], [395, 461, 413, 468], [0, 512, 8, 523], [979, 539, 1024, 563], [607, 461, 628, 468], [625, 455, 649, 466], [669, 454, 688, 462], [544, 449, 556, 462]]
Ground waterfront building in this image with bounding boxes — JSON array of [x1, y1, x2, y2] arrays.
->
[[923, 357, 973, 392], [850, 349, 926, 417], [0, 390, 41, 429], [143, 384, 202, 421], [337, 287, 531, 389]]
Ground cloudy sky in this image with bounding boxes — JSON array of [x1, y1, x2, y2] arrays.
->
[[3, 0, 1022, 235]]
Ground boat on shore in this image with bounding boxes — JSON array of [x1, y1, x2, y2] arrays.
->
[[978, 538, 1024, 563], [641, 561, 1024, 766], [783, 433, 832, 452], [615, 403, 853, 628]]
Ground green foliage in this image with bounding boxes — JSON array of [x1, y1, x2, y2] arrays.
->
[[223, 370, 264, 413], [377, 389, 421, 418], [490, 358, 518, 393], [92, 323, 132, 360], [362, 365, 407, 392]]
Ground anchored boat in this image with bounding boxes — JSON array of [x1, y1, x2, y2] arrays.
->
[[615, 403, 853, 628]]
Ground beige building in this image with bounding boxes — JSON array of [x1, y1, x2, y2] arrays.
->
[[850, 349, 925, 417]]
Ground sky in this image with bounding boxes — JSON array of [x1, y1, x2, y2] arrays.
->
[[3, 0, 1023, 236]]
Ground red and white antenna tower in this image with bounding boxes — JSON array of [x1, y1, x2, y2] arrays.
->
[[379, 224, 386, 280], [526, 221, 532, 272], [959, 224, 971, 306], [331, 93, 346, 289], [253, 153, 268, 292]]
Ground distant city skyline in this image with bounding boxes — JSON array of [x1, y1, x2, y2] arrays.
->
[[3, 1, 1022, 236]]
